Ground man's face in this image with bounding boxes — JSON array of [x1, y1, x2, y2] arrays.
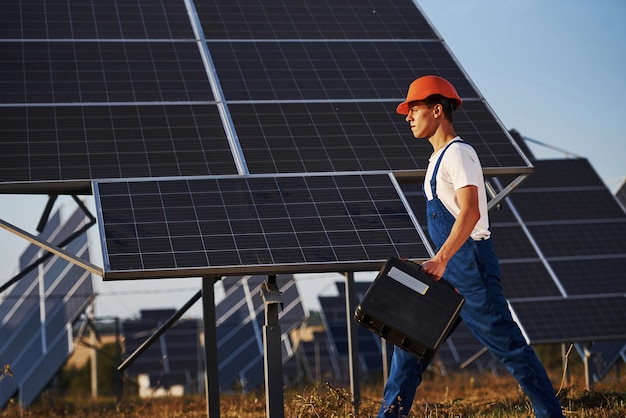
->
[[405, 102, 436, 139]]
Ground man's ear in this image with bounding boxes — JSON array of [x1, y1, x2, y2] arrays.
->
[[433, 103, 443, 118]]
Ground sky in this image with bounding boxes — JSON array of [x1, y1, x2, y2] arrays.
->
[[1, 1, 625, 321]]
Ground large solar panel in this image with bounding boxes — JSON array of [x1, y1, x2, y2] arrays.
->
[[94, 173, 430, 279], [0, 208, 94, 407], [0, 105, 236, 193], [493, 159, 626, 343], [195, 0, 438, 40], [0, 0, 531, 195]]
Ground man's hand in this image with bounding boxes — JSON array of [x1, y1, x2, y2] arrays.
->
[[421, 259, 446, 280]]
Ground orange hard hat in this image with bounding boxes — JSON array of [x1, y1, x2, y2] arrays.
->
[[396, 75, 462, 115]]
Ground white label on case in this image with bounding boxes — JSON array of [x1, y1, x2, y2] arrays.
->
[[387, 266, 429, 295]]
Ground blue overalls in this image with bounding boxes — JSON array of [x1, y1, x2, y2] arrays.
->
[[378, 140, 564, 417]]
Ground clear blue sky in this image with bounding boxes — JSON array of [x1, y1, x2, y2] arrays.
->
[[1, 1, 625, 319]]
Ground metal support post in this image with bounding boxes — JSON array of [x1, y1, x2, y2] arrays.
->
[[114, 317, 123, 402], [344, 272, 360, 413], [381, 337, 389, 385], [583, 345, 592, 391], [560, 343, 570, 387], [260, 274, 284, 418], [202, 277, 221, 418], [89, 303, 98, 399]]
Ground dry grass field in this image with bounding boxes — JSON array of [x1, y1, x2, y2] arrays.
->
[[2, 372, 624, 417]]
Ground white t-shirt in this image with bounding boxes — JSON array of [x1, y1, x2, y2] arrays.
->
[[423, 138, 491, 240]]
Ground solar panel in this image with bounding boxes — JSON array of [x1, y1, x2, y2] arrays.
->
[[2, 41, 211, 103], [510, 297, 626, 343], [0, 208, 94, 407], [195, 0, 438, 40], [0, 0, 194, 40], [228, 100, 526, 177], [0, 105, 236, 193], [492, 159, 626, 343], [94, 173, 430, 279], [208, 41, 478, 102], [0, 0, 531, 195]]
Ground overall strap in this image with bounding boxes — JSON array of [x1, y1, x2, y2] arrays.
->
[[429, 139, 468, 199]]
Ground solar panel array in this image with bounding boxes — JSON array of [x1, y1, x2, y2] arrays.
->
[[122, 310, 203, 393], [0, 0, 530, 194], [216, 274, 304, 390], [2, 0, 624, 397], [0, 208, 94, 407], [93, 173, 430, 279], [492, 159, 626, 343]]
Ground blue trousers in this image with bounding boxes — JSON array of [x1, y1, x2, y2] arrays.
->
[[378, 237, 564, 417]]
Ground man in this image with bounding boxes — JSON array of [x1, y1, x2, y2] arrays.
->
[[378, 75, 565, 417]]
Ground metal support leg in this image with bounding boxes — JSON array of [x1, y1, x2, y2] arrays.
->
[[202, 277, 221, 418], [381, 337, 389, 385], [345, 272, 360, 413], [561, 343, 570, 387], [583, 345, 592, 391], [260, 274, 284, 418]]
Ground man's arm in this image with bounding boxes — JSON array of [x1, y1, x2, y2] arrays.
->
[[421, 185, 480, 280]]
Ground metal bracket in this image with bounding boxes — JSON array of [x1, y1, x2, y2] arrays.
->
[[260, 281, 283, 309]]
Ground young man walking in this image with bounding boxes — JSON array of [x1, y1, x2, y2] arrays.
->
[[378, 75, 565, 418]]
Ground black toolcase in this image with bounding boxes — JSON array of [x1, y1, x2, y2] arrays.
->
[[354, 257, 464, 362]]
